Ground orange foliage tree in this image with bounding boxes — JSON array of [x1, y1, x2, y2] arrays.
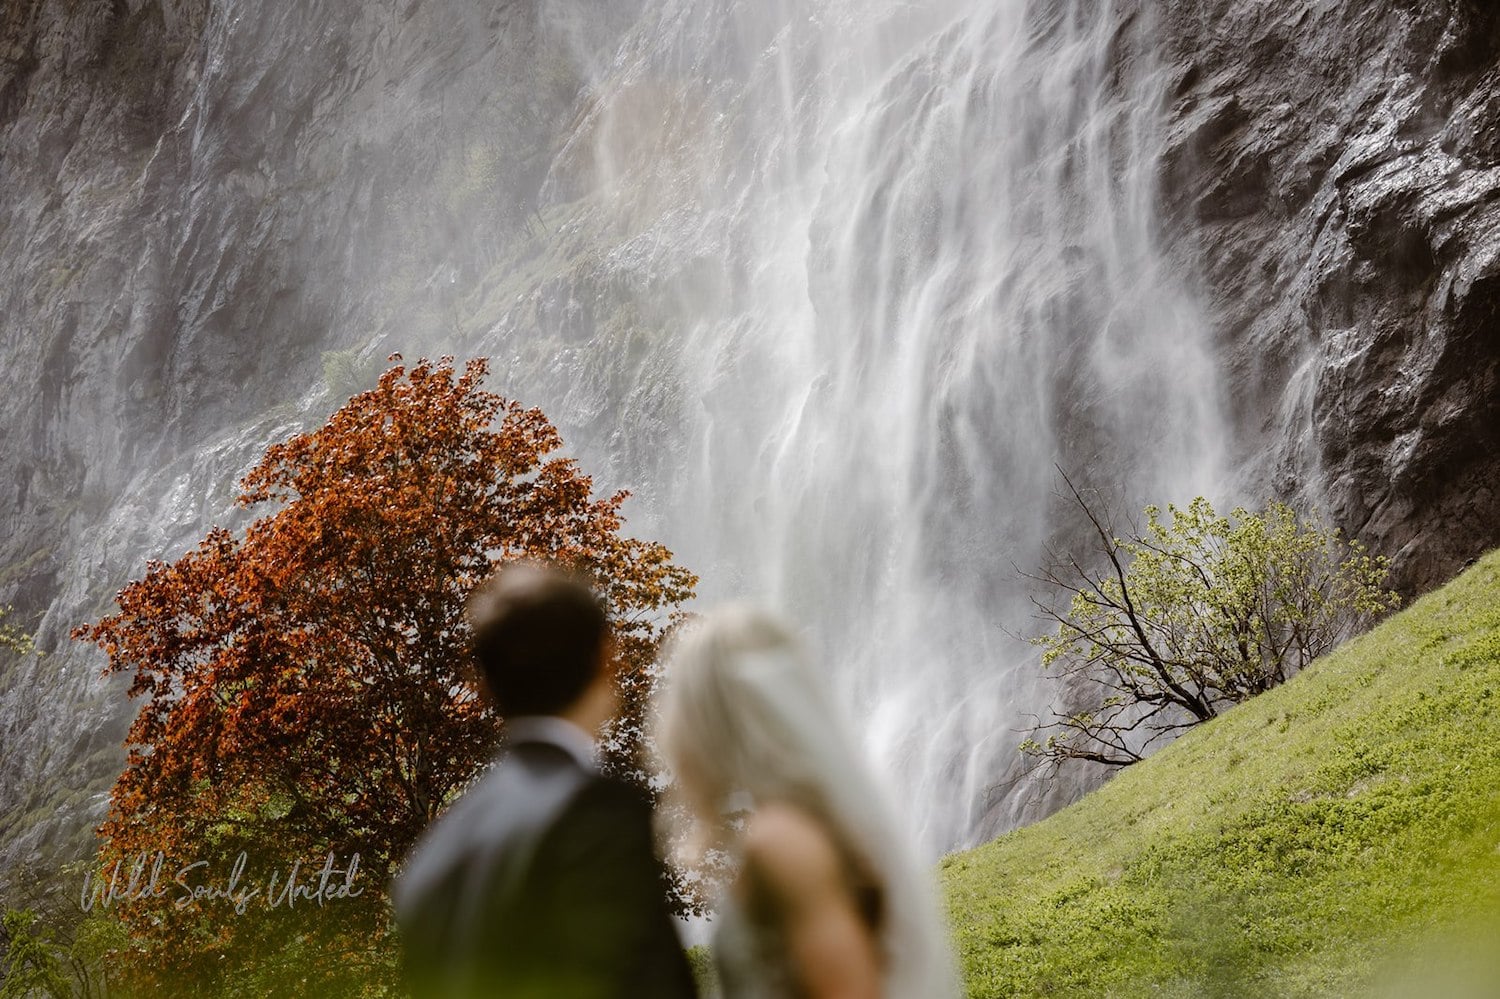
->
[[72, 356, 696, 996]]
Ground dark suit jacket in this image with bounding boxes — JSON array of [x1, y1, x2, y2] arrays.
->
[[392, 737, 697, 999]]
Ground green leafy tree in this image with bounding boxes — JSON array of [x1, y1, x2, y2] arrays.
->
[[0, 607, 35, 658], [0, 861, 124, 999], [0, 909, 69, 999], [1024, 478, 1399, 768]]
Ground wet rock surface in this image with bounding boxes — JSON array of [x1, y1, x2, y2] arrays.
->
[[1153, 0, 1500, 592], [0, 0, 645, 877]]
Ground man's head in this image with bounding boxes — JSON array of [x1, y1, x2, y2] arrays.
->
[[467, 563, 612, 718]]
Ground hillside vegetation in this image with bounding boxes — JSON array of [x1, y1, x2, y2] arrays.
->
[[942, 550, 1500, 998]]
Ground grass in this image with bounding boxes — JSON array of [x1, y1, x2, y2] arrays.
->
[[941, 549, 1500, 998]]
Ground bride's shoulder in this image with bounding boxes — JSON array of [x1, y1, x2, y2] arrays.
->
[[741, 800, 845, 902]]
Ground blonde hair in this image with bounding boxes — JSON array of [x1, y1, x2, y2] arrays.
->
[[654, 605, 960, 997]]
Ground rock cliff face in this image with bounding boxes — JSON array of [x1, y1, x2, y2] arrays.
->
[[1154, 0, 1500, 592], [0, 0, 1496, 878], [0, 0, 646, 877]]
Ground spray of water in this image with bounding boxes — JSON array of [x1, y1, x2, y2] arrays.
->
[[575, 0, 1232, 852], [1, 0, 1239, 873]]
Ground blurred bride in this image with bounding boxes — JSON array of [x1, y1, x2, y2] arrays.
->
[[654, 605, 960, 998]]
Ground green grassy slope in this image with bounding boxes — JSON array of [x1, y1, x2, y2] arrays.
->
[[942, 550, 1500, 998]]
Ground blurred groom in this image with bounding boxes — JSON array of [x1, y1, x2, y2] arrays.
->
[[391, 564, 697, 999]]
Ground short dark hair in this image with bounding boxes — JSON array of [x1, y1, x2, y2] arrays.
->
[[466, 563, 609, 717]]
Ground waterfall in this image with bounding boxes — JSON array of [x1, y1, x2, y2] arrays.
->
[[8, 0, 1497, 889], [566, 0, 1232, 852], [0, 0, 1253, 874]]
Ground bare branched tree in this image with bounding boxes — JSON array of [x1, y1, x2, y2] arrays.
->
[[1022, 471, 1400, 769]]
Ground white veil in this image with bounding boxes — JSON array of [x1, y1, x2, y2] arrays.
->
[[654, 604, 961, 998]]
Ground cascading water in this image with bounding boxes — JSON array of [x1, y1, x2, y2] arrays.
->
[[7, 0, 1499, 891], [3, 0, 1287, 876], [570, 0, 1232, 852]]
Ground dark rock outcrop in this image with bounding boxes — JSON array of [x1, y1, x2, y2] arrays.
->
[[1155, 0, 1500, 592]]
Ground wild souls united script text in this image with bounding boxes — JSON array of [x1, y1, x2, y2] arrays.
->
[[80, 851, 365, 916]]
